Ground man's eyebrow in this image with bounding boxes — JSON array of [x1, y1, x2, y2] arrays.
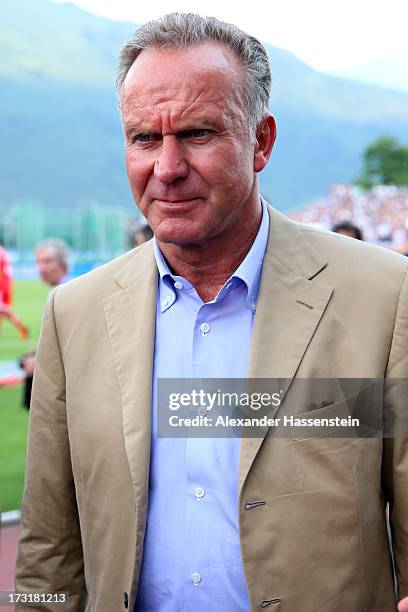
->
[[124, 123, 156, 134], [125, 119, 218, 135]]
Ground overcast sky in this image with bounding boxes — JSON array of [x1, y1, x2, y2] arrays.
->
[[53, 0, 408, 72]]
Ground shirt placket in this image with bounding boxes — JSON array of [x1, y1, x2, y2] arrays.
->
[[183, 300, 217, 607]]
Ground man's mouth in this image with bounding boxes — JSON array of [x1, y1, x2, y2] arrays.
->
[[154, 197, 202, 211], [155, 197, 201, 203]]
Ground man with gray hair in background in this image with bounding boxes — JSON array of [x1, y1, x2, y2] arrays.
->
[[15, 13, 408, 612], [35, 238, 70, 288], [20, 238, 69, 408]]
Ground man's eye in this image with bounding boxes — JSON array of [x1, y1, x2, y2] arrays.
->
[[190, 129, 207, 138], [180, 129, 209, 139], [135, 133, 153, 142]]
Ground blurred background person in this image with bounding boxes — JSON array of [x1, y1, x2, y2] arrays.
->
[[131, 219, 154, 247], [0, 242, 29, 339], [19, 238, 70, 409], [332, 221, 364, 240], [35, 238, 70, 287]]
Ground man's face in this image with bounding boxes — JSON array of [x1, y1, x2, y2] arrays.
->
[[121, 43, 267, 246], [36, 248, 65, 287]]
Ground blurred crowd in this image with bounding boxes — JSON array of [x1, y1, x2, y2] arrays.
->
[[289, 184, 408, 252]]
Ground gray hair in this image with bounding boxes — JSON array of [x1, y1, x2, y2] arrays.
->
[[116, 13, 271, 134], [36, 238, 70, 270]]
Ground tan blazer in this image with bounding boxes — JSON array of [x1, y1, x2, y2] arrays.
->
[[16, 206, 408, 611]]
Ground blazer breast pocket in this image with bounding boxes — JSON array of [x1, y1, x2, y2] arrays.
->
[[287, 399, 358, 443], [283, 379, 383, 443]]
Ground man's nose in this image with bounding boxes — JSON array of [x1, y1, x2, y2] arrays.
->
[[154, 136, 188, 183]]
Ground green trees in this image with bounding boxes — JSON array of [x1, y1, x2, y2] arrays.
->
[[357, 136, 408, 188]]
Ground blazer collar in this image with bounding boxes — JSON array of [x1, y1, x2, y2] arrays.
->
[[113, 240, 157, 289], [263, 204, 327, 280]]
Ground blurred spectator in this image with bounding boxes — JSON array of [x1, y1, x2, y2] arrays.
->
[[20, 238, 70, 409], [332, 221, 364, 240], [35, 238, 70, 286], [0, 242, 29, 338], [0, 243, 12, 309], [131, 220, 154, 247]]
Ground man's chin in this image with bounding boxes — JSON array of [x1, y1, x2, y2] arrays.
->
[[153, 222, 206, 246], [155, 232, 202, 247]]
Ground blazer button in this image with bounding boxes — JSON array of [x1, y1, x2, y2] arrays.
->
[[123, 592, 129, 609]]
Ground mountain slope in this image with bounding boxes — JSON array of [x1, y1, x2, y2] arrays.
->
[[0, 0, 130, 86], [333, 52, 408, 95]]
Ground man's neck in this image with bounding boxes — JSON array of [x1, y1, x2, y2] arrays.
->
[[157, 202, 263, 303]]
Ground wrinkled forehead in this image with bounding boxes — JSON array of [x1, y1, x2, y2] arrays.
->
[[120, 43, 246, 109]]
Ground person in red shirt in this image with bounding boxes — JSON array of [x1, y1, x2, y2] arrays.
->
[[0, 243, 29, 339]]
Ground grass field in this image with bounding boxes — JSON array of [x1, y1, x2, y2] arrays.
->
[[0, 280, 48, 511], [0, 280, 48, 361], [0, 387, 29, 511]]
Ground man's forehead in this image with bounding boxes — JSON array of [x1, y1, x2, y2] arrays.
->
[[36, 247, 58, 260], [121, 43, 244, 102], [122, 82, 226, 115]]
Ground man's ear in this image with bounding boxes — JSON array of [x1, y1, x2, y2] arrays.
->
[[253, 114, 277, 173]]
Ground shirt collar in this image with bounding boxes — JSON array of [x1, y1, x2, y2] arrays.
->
[[153, 240, 179, 312], [230, 197, 269, 312], [153, 197, 270, 313], [153, 238, 174, 284]]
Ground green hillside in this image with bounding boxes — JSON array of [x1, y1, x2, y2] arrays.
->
[[0, 0, 130, 86], [1, 0, 408, 211]]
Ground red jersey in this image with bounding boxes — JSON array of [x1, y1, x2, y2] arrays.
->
[[0, 246, 12, 307]]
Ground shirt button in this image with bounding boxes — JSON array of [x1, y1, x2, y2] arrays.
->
[[174, 281, 183, 289], [200, 322, 210, 336], [161, 296, 171, 309], [195, 486, 205, 499], [191, 572, 202, 585]]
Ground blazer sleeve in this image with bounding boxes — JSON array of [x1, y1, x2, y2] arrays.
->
[[15, 289, 87, 611], [383, 264, 408, 601]]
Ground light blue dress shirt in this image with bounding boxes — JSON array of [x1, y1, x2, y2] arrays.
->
[[135, 200, 270, 611]]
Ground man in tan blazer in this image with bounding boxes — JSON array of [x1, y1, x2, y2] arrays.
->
[[16, 13, 408, 612]]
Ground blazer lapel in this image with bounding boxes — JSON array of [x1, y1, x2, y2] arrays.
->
[[239, 207, 334, 492], [103, 245, 157, 515]]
